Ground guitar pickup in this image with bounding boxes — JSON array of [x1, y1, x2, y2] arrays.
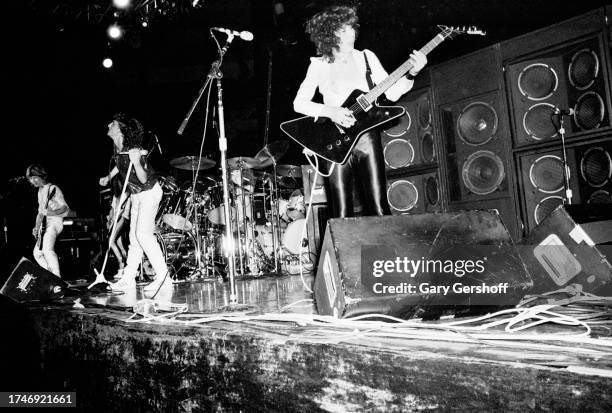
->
[[356, 94, 372, 112]]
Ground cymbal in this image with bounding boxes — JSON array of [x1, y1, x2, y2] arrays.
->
[[254, 140, 289, 167], [227, 156, 266, 169], [170, 156, 216, 170], [276, 164, 303, 178]]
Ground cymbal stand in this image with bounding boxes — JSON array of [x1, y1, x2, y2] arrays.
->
[[236, 166, 246, 275], [177, 32, 238, 303], [269, 162, 282, 274]]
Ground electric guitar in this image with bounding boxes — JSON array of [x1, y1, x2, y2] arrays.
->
[[37, 185, 57, 250], [280, 26, 485, 164]]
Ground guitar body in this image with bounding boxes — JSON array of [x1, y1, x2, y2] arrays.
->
[[37, 186, 57, 250], [280, 89, 404, 164]]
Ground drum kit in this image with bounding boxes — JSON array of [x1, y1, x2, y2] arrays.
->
[[152, 139, 309, 280]]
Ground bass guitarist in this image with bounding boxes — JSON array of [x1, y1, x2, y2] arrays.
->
[[27, 164, 69, 277], [292, 5, 427, 218]]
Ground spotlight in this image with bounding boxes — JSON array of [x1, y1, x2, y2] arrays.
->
[[102, 58, 113, 69], [107, 24, 123, 40], [113, 0, 131, 9], [141, 19, 148, 28]]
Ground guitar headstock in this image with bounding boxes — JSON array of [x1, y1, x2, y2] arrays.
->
[[438, 25, 486, 39]]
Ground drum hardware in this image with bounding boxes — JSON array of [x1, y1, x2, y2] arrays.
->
[[253, 140, 290, 168]]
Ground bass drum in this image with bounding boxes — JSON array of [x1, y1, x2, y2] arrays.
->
[[282, 218, 308, 255]]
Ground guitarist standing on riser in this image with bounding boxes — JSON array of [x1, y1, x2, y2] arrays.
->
[[27, 164, 69, 277], [293, 5, 427, 218]]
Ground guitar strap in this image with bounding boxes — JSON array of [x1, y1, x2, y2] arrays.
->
[[363, 51, 375, 90]]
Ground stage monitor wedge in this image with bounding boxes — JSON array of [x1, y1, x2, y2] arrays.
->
[[314, 211, 531, 319], [1, 258, 68, 303], [518, 204, 612, 295]]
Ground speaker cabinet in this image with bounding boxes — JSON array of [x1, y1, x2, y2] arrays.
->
[[314, 212, 531, 319], [516, 137, 612, 234], [386, 170, 442, 214], [380, 88, 436, 170], [440, 91, 513, 203], [518, 204, 612, 295], [505, 34, 611, 147]]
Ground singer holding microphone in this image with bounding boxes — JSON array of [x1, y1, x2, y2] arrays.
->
[[99, 113, 170, 293]]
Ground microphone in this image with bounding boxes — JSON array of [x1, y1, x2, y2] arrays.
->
[[153, 133, 163, 155], [211, 27, 254, 41], [554, 107, 575, 116]]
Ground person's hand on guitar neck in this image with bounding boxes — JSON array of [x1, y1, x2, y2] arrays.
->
[[323, 106, 356, 128]]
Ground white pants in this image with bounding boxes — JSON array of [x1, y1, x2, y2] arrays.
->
[[33, 217, 63, 277], [124, 183, 168, 279]]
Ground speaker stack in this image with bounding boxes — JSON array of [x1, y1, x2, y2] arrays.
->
[[432, 45, 519, 240], [502, 8, 612, 234], [382, 86, 445, 215]]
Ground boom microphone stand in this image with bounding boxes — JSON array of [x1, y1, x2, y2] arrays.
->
[[177, 32, 238, 304]]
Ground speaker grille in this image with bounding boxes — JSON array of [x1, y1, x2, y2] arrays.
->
[[457, 102, 498, 145], [425, 176, 439, 206], [523, 103, 558, 141], [574, 91, 605, 130], [518, 63, 558, 101], [383, 139, 415, 169], [418, 96, 432, 129], [580, 146, 612, 187], [420, 132, 435, 163], [462, 150, 505, 195], [387, 180, 418, 211], [383, 111, 411, 137], [529, 155, 564, 193], [568, 48, 599, 90], [534, 195, 564, 224], [588, 189, 612, 204]]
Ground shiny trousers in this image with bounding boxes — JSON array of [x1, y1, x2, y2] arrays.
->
[[325, 130, 390, 218], [33, 217, 63, 277], [124, 183, 169, 279]]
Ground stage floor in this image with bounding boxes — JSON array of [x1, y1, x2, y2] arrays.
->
[[74, 273, 316, 315]]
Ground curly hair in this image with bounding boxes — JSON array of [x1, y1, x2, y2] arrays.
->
[[113, 112, 144, 149], [305, 5, 359, 62], [26, 164, 48, 181]]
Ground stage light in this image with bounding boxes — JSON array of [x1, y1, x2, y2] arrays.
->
[[108, 24, 123, 40], [113, 0, 131, 9], [103, 58, 113, 69]]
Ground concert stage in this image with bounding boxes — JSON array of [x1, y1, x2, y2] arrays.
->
[[14, 273, 612, 412]]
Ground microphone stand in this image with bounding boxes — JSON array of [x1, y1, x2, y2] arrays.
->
[[555, 112, 573, 205], [177, 34, 238, 303]]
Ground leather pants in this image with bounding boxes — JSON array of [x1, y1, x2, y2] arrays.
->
[[325, 130, 390, 218]]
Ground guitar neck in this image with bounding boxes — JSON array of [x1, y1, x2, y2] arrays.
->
[[364, 33, 446, 105]]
